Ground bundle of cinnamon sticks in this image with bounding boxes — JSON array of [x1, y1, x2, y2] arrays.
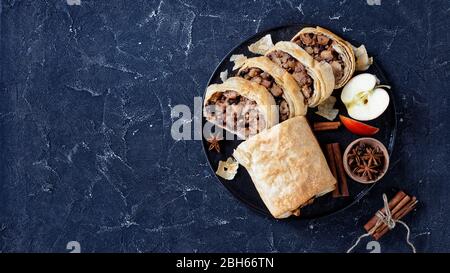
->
[[364, 191, 418, 240], [324, 143, 349, 197]]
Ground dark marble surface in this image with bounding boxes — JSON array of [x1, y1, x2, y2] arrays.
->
[[0, 0, 449, 253]]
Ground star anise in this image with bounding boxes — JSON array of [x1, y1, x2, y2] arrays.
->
[[354, 160, 379, 181], [349, 141, 386, 182], [348, 142, 371, 167], [347, 148, 361, 167], [362, 146, 384, 167], [207, 134, 223, 153]]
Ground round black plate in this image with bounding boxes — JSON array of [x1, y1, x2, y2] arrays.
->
[[202, 25, 397, 219]]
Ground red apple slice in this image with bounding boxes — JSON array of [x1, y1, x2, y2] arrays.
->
[[339, 115, 379, 136]]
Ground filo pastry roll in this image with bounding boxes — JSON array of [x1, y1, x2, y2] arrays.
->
[[291, 26, 357, 89], [237, 56, 307, 120], [266, 41, 335, 107], [233, 116, 336, 218], [203, 77, 278, 139]]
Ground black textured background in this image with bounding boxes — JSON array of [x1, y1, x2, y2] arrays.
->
[[0, 0, 449, 252]]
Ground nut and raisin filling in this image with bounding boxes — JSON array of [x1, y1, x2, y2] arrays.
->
[[266, 50, 314, 102], [205, 91, 266, 136], [293, 33, 345, 82], [238, 67, 289, 121]]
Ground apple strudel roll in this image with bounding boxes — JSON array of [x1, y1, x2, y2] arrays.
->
[[266, 41, 335, 107], [238, 56, 307, 120], [204, 77, 278, 139], [233, 116, 336, 218]]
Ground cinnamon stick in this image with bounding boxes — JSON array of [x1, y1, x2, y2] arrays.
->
[[396, 198, 418, 219], [367, 194, 411, 235], [390, 195, 411, 215], [325, 144, 340, 197], [332, 143, 349, 197], [364, 191, 407, 233], [363, 191, 418, 240], [314, 121, 341, 131], [373, 197, 417, 240]]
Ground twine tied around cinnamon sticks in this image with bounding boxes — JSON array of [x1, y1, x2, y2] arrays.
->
[[347, 192, 418, 253]]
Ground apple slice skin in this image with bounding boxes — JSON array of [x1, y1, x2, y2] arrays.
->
[[339, 115, 380, 136]]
